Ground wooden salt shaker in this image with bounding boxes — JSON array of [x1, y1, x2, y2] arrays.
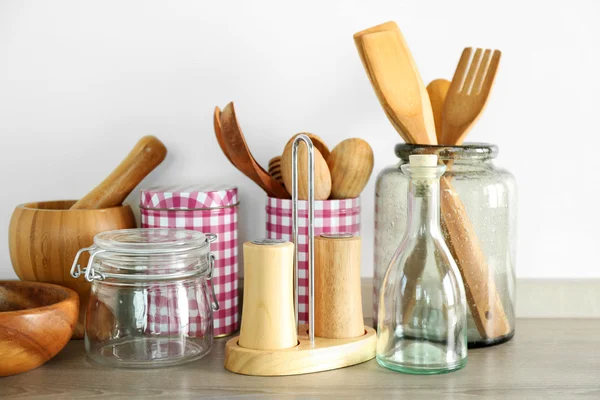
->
[[238, 239, 297, 350], [315, 233, 364, 339]]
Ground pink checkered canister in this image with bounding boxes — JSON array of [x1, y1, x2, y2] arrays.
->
[[141, 185, 239, 337], [265, 196, 360, 324]]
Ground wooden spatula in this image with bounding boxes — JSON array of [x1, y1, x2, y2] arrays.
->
[[355, 27, 436, 144], [70, 136, 167, 210], [427, 79, 451, 144], [442, 48, 501, 145]]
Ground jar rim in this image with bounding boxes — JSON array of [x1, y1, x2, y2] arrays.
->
[[394, 142, 498, 161], [93, 228, 211, 255]]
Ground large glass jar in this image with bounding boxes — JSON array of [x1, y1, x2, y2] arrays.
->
[[374, 144, 517, 347], [71, 228, 220, 367]]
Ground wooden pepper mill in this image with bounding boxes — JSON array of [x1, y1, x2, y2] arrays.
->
[[315, 233, 364, 339], [238, 239, 297, 350]]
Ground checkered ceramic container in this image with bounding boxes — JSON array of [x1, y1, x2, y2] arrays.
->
[[265, 196, 361, 324], [140, 185, 239, 337]]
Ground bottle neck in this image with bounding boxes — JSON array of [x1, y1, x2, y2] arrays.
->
[[406, 178, 442, 237]]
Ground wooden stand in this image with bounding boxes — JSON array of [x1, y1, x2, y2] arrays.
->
[[224, 325, 376, 376], [224, 136, 376, 376]]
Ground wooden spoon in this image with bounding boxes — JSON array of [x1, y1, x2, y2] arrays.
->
[[280, 137, 331, 200], [442, 48, 501, 145], [427, 79, 451, 144], [355, 27, 436, 144], [219, 102, 290, 199], [326, 138, 374, 199], [285, 133, 330, 160], [70, 136, 167, 210]]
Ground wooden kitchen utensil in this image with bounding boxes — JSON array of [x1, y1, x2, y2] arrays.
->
[[280, 137, 331, 200], [315, 234, 364, 339], [214, 106, 235, 167], [354, 23, 509, 340], [219, 102, 290, 199], [285, 133, 331, 160], [70, 136, 167, 210], [442, 48, 501, 145], [268, 156, 283, 184], [326, 138, 374, 199], [238, 240, 297, 350], [9, 201, 135, 338], [427, 79, 451, 143], [355, 28, 436, 144], [0, 281, 79, 377]]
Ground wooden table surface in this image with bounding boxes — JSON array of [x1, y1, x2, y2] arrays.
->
[[1, 319, 599, 399]]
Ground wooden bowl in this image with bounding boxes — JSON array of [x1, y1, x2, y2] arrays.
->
[[0, 281, 79, 377], [8, 200, 136, 338]]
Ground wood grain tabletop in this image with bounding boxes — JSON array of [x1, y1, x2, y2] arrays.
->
[[1, 319, 599, 399]]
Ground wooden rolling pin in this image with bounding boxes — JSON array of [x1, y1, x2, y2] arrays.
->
[[70, 136, 167, 210], [315, 233, 364, 339], [238, 240, 297, 350]]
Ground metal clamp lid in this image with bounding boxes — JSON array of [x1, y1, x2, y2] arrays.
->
[[70, 231, 219, 283]]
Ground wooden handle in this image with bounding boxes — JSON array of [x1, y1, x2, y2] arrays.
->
[[239, 241, 297, 350], [426, 79, 451, 144], [440, 178, 511, 338], [70, 136, 167, 210], [315, 235, 364, 339]]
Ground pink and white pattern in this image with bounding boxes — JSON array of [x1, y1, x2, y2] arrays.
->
[[265, 196, 361, 324], [141, 185, 239, 337]]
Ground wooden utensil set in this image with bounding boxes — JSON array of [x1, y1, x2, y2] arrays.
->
[[214, 103, 374, 201], [4, 19, 504, 378]]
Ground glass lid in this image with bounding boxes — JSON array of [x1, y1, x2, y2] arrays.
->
[[93, 228, 209, 255]]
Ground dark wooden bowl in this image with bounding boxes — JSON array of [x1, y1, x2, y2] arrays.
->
[[9, 200, 136, 338], [0, 281, 79, 377]]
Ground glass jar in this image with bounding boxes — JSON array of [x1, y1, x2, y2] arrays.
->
[[374, 144, 517, 347], [71, 228, 220, 368]]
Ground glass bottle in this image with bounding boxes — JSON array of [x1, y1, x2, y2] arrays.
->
[[376, 155, 467, 374]]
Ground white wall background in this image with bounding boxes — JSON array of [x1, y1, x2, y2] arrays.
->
[[1, 0, 598, 279]]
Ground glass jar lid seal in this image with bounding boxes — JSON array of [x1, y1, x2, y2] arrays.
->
[[394, 143, 498, 161], [93, 228, 211, 255]]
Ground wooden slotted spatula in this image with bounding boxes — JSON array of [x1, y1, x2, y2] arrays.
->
[[442, 48, 501, 145], [355, 27, 436, 144]]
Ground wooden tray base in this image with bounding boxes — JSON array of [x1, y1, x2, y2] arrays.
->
[[224, 325, 376, 376]]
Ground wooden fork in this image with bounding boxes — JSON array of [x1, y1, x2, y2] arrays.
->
[[441, 48, 501, 145]]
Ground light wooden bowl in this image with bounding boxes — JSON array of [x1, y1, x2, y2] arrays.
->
[[0, 281, 79, 377], [8, 200, 136, 338]]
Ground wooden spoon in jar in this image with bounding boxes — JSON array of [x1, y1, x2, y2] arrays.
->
[[427, 79, 451, 144], [219, 102, 290, 199]]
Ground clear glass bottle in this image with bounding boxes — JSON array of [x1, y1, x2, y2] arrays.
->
[[374, 143, 517, 347], [71, 228, 220, 368], [377, 155, 467, 374]]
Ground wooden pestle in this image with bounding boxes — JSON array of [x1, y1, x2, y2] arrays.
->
[[70, 135, 167, 210], [238, 240, 297, 350], [315, 234, 364, 339]]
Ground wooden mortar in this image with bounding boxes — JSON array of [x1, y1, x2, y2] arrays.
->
[[8, 200, 136, 338]]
